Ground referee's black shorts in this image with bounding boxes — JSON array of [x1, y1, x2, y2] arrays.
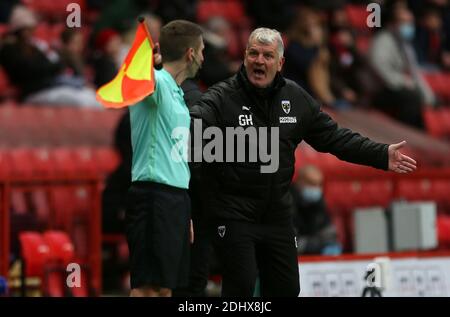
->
[[125, 181, 191, 290]]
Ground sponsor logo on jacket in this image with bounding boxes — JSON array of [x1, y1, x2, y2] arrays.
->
[[281, 100, 291, 114], [280, 100, 297, 123], [279, 116, 297, 123]]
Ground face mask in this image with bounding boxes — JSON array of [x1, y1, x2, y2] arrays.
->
[[301, 186, 322, 203], [398, 23, 415, 41]]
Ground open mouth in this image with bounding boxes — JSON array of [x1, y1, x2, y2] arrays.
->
[[253, 69, 265, 77]]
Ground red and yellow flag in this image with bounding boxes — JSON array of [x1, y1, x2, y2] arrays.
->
[[96, 19, 155, 108]]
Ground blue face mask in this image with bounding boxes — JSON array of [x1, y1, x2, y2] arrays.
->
[[398, 23, 415, 41], [301, 186, 322, 203]]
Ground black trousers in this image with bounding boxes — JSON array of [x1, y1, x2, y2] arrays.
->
[[173, 217, 213, 297], [211, 220, 300, 297]]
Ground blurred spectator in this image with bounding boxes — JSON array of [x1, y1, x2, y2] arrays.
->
[[90, 28, 122, 88], [244, 0, 296, 32], [413, 6, 450, 70], [92, 0, 154, 36], [0, 0, 18, 23], [154, 0, 197, 24], [304, 0, 346, 11], [117, 13, 162, 68], [443, 5, 450, 70], [328, 8, 370, 106], [409, 0, 450, 70], [199, 17, 241, 87], [369, 1, 435, 129], [284, 7, 350, 109], [59, 28, 87, 88], [290, 165, 341, 255], [409, 0, 450, 57], [0, 5, 101, 107]]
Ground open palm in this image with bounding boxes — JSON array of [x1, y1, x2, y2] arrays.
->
[[388, 141, 417, 173]]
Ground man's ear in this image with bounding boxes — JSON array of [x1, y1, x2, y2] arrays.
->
[[278, 56, 285, 72], [186, 47, 194, 62]]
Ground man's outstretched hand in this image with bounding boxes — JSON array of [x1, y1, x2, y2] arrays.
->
[[388, 141, 417, 173]]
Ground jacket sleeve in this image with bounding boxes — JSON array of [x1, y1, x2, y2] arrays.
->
[[303, 97, 389, 171], [189, 84, 224, 127], [188, 85, 224, 188]]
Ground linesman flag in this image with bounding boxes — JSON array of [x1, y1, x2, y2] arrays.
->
[[96, 18, 155, 108]]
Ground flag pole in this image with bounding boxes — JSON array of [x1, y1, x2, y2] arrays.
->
[[138, 16, 155, 47]]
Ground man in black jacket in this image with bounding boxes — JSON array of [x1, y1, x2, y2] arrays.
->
[[190, 28, 417, 297]]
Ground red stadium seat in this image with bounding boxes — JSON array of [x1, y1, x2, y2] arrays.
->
[[51, 148, 78, 178], [49, 185, 92, 236], [72, 147, 97, 177], [0, 24, 7, 37], [396, 179, 450, 213], [34, 23, 56, 46], [0, 67, 18, 100], [437, 215, 450, 248], [30, 148, 55, 179], [9, 147, 56, 180], [0, 149, 10, 179], [42, 231, 76, 297], [93, 147, 120, 176], [345, 5, 369, 32], [355, 35, 372, 55], [423, 108, 450, 139], [43, 231, 75, 266], [423, 72, 450, 102], [325, 180, 393, 214], [18, 232, 51, 277], [197, 0, 247, 26], [9, 148, 35, 179]]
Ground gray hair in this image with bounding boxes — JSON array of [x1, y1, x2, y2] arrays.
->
[[247, 27, 284, 57]]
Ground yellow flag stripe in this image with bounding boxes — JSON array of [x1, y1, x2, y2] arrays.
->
[[97, 64, 126, 102], [126, 38, 152, 81]]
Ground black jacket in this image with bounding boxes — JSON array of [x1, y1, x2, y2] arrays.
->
[[190, 66, 388, 224]]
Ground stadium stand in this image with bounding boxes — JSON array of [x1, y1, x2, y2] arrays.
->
[[423, 107, 450, 140], [21, 0, 86, 21]]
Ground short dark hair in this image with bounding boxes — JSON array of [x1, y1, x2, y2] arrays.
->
[[159, 20, 203, 63]]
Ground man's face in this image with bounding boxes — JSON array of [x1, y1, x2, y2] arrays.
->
[[244, 39, 284, 88], [297, 167, 323, 190], [188, 37, 205, 78], [297, 167, 323, 203], [395, 5, 415, 27]]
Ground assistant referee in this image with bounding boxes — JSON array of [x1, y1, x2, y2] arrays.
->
[[125, 20, 204, 297]]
